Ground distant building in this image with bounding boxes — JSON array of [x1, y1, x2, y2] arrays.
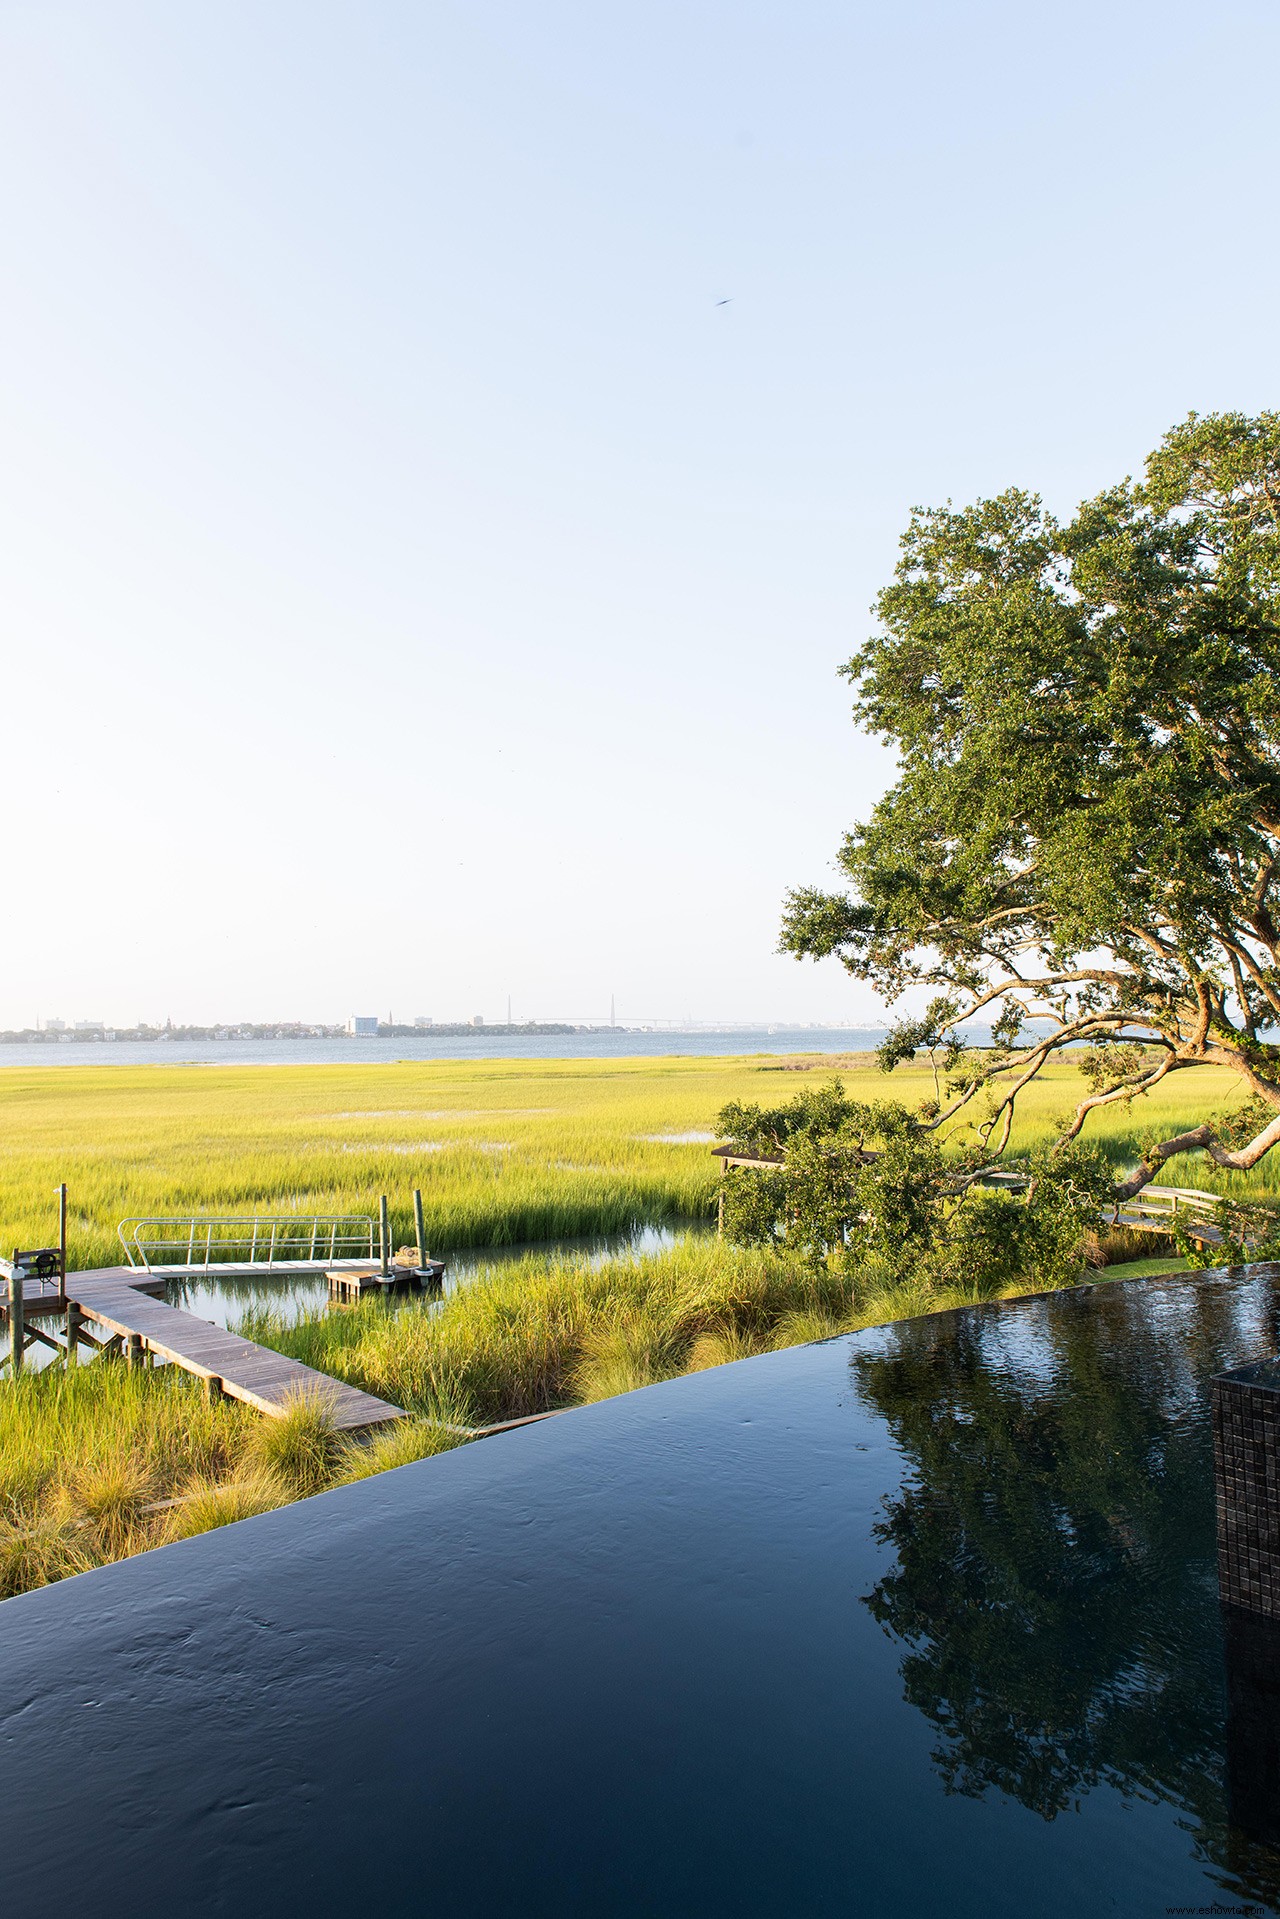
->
[[414, 1016, 433, 1028], [470, 1014, 484, 1027], [44, 1018, 65, 1034], [74, 1021, 104, 1035], [347, 1015, 379, 1037]]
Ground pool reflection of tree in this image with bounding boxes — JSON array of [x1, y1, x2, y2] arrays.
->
[[852, 1277, 1280, 1901]]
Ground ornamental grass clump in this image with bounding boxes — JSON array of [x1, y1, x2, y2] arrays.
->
[[246, 1388, 343, 1497], [164, 1473, 288, 1540], [685, 1325, 771, 1371], [0, 1513, 98, 1598], [56, 1446, 156, 1555], [0, 1363, 252, 1531], [0, 1364, 260, 1593], [337, 1418, 467, 1483], [572, 1307, 682, 1402], [767, 1307, 851, 1350]]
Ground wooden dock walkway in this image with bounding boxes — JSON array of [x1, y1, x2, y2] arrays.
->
[[7, 1265, 405, 1432]]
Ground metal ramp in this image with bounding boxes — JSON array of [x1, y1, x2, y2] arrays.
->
[[116, 1213, 378, 1276]]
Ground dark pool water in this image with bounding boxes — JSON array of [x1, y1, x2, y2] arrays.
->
[[6, 1265, 1280, 1916]]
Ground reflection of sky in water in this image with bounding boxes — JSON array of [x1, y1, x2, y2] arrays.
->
[[940, 1274, 1280, 1432]]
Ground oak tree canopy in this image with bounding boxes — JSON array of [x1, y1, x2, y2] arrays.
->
[[782, 411, 1280, 1197]]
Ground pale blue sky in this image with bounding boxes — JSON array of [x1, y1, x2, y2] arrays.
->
[[3, 2, 1277, 1028]]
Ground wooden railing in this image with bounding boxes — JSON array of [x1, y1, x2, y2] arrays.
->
[[981, 1178, 1226, 1241], [1107, 1184, 1223, 1233], [974, 1174, 1223, 1235]]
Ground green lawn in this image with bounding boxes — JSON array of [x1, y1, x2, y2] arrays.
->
[[1090, 1255, 1192, 1282]]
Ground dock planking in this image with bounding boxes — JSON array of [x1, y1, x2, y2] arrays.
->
[[6, 1266, 405, 1431]]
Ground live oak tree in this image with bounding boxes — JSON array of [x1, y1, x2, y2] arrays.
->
[[781, 411, 1280, 1200]]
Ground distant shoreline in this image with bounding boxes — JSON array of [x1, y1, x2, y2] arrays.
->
[[0, 1021, 877, 1045], [0, 1028, 894, 1071], [0, 1022, 588, 1045]]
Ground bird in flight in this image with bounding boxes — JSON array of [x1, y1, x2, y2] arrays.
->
[[715, 297, 732, 306]]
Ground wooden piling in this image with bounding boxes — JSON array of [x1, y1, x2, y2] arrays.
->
[[9, 1263, 23, 1377], [66, 1304, 83, 1366], [57, 1182, 67, 1306], [380, 1195, 390, 1278], [413, 1188, 427, 1269]]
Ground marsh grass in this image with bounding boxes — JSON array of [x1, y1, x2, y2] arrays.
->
[[247, 1229, 1117, 1430], [0, 1363, 469, 1597], [0, 1052, 1267, 1274], [1, 1050, 1259, 1601], [246, 1388, 344, 1497], [162, 1473, 289, 1539], [0, 1056, 746, 1268]]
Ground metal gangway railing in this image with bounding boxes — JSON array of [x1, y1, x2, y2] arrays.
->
[[117, 1215, 378, 1275]]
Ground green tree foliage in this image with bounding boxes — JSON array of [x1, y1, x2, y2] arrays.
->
[[717, 1082, 1109, 1291], [782, 411, 1280, 1196]]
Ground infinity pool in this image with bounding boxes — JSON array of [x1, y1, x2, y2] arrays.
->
[[5, 1265, 1280, 1915]]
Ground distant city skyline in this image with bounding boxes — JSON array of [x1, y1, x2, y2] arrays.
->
[[15, 1008, 884, 1037]]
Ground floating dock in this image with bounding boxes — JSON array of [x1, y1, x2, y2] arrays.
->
[[328, 1258, 446, 1305]]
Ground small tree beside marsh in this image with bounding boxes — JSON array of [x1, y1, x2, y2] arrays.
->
[[717, 1083, 1111, 1294]]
